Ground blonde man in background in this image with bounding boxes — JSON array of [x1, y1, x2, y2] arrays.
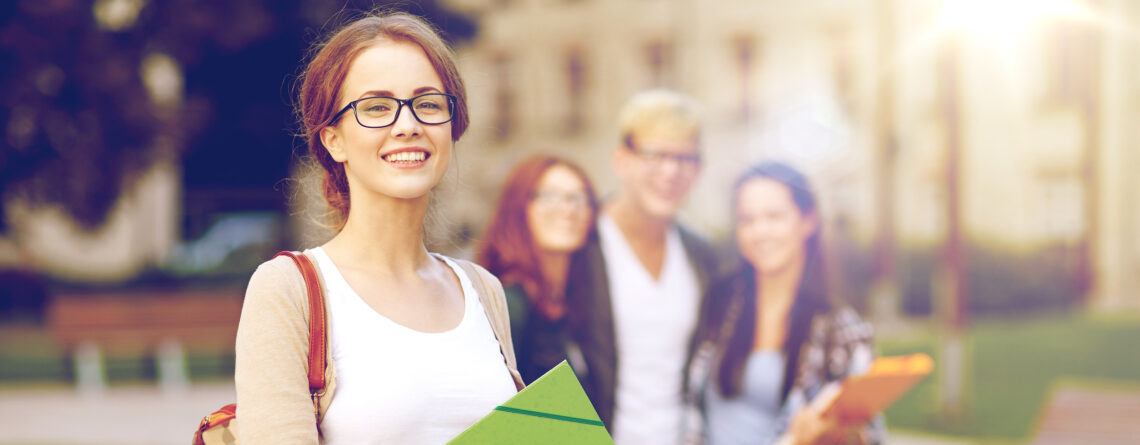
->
[[568, 90, 721, 445]]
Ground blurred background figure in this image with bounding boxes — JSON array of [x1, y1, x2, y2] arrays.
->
[[684, 161, 882, 445], [477, 155, 599, 383], [567, 89, 721, 444]]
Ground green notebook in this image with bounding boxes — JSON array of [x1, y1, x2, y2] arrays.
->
[[449, 361, 614, 444]]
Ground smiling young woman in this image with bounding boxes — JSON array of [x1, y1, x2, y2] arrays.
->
[[233, 13, 523, 444], [682, 162, 883, 445]]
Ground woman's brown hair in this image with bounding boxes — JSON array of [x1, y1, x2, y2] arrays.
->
[[477, 156, 599, 320], [296, 12, 469, 229]]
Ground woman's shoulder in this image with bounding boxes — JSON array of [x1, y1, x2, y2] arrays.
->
[[695, 271, 749, 330], [243, 252, 314, 309], [707, 269, 748, 302], [250, 252, 309, 282], [816, 305, 875, 344], [438, 254, 502, 288]]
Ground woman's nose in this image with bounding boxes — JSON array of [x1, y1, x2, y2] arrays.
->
[[389, 102, 422, 138]]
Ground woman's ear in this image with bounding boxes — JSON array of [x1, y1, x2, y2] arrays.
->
[[320, 126, 347, 163], [800, 211, 820, 239]]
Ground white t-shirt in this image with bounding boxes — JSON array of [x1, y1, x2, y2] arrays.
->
[[311, 247, 517, 445], [597, 214, 701, 445]]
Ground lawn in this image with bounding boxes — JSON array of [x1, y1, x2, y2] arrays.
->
[[879, 313, 1140, 441], [0, 325, 234, 385]]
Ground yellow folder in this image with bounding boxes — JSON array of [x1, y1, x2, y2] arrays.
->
[[817, 353, 934, 419]]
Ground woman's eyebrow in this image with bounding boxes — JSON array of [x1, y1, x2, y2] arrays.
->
[[413, 86, 443, 95], [355, 86, 443, 99]]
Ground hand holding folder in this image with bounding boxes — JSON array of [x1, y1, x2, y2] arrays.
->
[[775, 353, 933, 445], [816, 352, 934, 420]]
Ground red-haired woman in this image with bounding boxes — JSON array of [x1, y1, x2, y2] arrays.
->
[[478, 155, 599, 383], [234, 12, 523, 444]]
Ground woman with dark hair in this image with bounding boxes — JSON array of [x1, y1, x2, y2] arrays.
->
[[478, 155, 599, 383], [234, 12, 523, 444], [682, 161, 883, 445]]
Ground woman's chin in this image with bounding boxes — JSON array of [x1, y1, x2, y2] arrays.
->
[[748, 258, 787, 276], [538, 240, 587, 254], [377, 177, 444, 200]]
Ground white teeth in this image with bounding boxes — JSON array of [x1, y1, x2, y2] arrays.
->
[[384, 151, 427, 162]]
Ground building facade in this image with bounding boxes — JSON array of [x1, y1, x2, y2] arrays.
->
[[441, 0, 1140, 311]]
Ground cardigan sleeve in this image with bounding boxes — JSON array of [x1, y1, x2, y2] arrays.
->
[[234, 258, 320, 444]]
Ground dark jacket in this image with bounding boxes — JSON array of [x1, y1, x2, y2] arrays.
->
[[566, 223, 721, 431], [504, 283, 575, 384]]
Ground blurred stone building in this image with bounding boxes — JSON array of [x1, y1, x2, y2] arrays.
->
[[440, 0, 1140, 311]]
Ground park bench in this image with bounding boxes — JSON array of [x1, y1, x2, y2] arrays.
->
[[47, 287, 243, 393], [1029, 382, 1140, 444]]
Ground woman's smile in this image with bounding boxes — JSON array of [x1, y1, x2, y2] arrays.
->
[[380, 147, 431, 169]]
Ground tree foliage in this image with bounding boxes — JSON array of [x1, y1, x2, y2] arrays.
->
[[0, 0, 474, 232]]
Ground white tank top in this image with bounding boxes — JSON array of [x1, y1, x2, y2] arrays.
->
[[311, 247, 517, 445]]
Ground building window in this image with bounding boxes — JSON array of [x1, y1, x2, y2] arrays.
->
[[732, 35, 756, 123], [1038, 174, 1084, 243], [645, 40, 674, 88], [1045, 21, 1096, 106], [492, 54, 513, 141], [827, 25, 855, 113], [565, 46, 586, 135]]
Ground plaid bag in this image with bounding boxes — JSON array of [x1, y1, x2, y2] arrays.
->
[[193, 251, 327, 445]]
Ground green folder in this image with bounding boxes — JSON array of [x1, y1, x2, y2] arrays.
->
[[449, 361, 614, 444]]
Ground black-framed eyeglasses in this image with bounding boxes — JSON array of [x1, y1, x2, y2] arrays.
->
[[328, 93, 457, 128], [625, 144, 702, 169]]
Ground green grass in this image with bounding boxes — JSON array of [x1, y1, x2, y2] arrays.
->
[[880, 313, 1140, 440], [0, 325, 234, 385], [0, 326, 69, 382]]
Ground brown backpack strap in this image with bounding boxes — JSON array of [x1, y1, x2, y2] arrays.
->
[[275, 251, 327, 393], [457, 260, 525, 391], [194, 252, 328, 445], [194, 403, 237, 445]]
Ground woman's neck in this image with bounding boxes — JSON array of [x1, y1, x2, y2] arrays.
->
[[324, 191, 432, 275], [755, 256, 806, 312], [537, 249, 571, 299], [750, 256, 805, 351]]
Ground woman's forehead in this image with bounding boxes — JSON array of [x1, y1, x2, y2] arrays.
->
[[537, 165, 586, 190], [737, 178, 797, 208], [340, 40, 443, 99]]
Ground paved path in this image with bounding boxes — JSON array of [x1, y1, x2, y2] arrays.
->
[[0, 382, 234, 445], [1029, 384, 1140, 445], [0, 382, 974, 445]]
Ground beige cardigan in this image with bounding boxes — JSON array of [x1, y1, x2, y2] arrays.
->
[[234, 252, 525, 444]]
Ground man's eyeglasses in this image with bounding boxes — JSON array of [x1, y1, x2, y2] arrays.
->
[[329, 93, 457, 128], [625, 144, 702, 169]]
